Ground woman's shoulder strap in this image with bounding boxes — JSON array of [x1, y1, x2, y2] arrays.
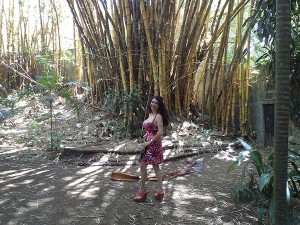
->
[[152, 113, 158, 122]]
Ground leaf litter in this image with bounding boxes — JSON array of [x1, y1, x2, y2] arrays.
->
[[1, 94, 299, 225]]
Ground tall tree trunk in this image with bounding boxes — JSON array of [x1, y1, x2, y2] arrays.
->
[[272, 0, 291, 224], [0, 0, 4, 84]]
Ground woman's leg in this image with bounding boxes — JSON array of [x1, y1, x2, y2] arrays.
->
[[153, 164, 163, 191], [134, 163, 148, 202], [140, 163, 148, 191]]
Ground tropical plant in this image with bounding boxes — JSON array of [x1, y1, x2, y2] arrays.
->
[[248, 0, 300, 128], [103, 87, 146, 138], [17, 53, 91, 150], [228, 139, 300, 222]]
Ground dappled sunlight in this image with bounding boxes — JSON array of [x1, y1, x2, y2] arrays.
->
[[3, 183, 19, 189], [0, 113, 263, 225], [163, 148, 179, 159], [0, 198, 9, 206], [101, 189, 118, 207], [112, 143, 126, 152], [115, 156, 139, 171], [0, 169, 19, 176], [0, 150, 264, 225], [0, 147, 31, 155], [34, 169, 50, 175], [19, 179, 35, 185], [125, 155, 139, 167], [1, 128, 26, 135], [10, 197, 54, 223], [204, 206, 219, 213], [213, 146, 238, 161], [62, 176, 74, 181], [64, 166, 111, 198], [80, 186, 101, 198], [104, 171, 114, 177], [97, 154, 112, 164], [0, 158, 121, 224], [4, 168, 36, 178], [76, 165, 105, 175], [66, 176, 93, 188], [42, 185, 55, 192], [172, 184, 215, 202], [163, 139, 173, 146]]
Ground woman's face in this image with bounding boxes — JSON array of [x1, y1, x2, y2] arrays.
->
[[150, 98, 159, 112]]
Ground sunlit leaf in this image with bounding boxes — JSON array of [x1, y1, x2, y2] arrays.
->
[[237, 138, 253, 151], [227, 161, 238, 173], [237, 150, 250, 166], [286, 181, 291, 206], [288, 149, 300, 158]]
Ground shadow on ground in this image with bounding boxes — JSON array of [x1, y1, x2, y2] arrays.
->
[[0, 149, 266, 225]]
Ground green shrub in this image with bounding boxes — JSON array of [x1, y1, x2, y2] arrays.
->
[[228, 138, 300, 221]]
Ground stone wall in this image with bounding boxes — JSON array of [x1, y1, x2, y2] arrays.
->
[[251, 75, 300, 147]]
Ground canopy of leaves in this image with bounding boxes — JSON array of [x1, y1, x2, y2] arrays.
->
[[249, 0, 300, 127]]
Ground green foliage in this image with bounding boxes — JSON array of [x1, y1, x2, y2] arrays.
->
[[250, 0, 276, 45], [61, 81, 91, 118], [30, 120, 39, 129], [290, 53, 300, 128], [254, 45, 275, 84], [0, 98, 15, 108], [103, 87, 146, 138], [36, 55, 55, 70], [49, 130, 64, 150], [25, 120, 45, 148], [107, 121, 131, 140], [37, 74, 58, 92], [248, 0, 300, 127], [228, 139, 300, 222], [18, 53, 91, 151]]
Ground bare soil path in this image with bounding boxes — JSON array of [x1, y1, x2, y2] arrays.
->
[[1, 95, 299, 225], [1, 149, 260, 225]]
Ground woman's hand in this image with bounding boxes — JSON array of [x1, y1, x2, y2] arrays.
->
[[143, 140, 152, 148]]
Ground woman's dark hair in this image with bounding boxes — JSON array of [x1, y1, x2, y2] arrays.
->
[[148, 96, 169, 126]]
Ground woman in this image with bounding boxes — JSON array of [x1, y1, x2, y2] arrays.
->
[[134, 96, 169, 202]]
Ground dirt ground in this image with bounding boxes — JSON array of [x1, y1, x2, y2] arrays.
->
[[0, 95, 299, 225]]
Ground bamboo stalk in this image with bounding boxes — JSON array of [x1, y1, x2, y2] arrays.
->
[[140, 0, 159, 95], [124, 0, 134, 93]]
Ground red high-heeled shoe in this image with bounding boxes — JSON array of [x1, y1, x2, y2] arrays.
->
[[154, 190, 164, 201], [134, 191, 148, 202]]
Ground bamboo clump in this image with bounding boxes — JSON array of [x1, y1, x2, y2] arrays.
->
[[0, 0, 256, 136]]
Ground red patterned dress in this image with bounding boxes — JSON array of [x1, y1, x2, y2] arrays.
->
[[141, 115, 163, 165]]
